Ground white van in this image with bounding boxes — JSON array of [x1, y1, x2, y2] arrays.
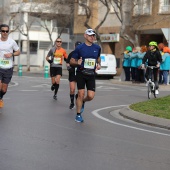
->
[[96, 54, 117, 77]]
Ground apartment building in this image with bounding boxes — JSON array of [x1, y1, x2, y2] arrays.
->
[[1, 0, 74, 69], [73, 0, 170, 75]]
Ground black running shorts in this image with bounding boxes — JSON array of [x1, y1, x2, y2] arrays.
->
[[50, 67, 62, 77], [68, 70, 76, 82], [76, 71, 95, 91], [0, 67, 13, 84]]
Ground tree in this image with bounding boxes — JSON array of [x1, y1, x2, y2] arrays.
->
[[110, 0, 170, 47], [11, 0, 74, 71], [34, 0, 75, 46], [110, 0, 139, 47], [76, 0, 111, 45]]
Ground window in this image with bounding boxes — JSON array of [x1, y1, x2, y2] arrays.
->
[[159, 0, 170, 13], [30, 41, 38, 54], [164, 0, 170, 5], [133, 0, 152, 15], [39, 41, 51, 50], [78, 0, 89, 15]]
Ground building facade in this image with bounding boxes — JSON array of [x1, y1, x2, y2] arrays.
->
[[1, 0, 74, 69], [73, 0, 170, 75]]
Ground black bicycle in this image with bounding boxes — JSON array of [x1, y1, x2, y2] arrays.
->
[[146, 66, 158, 99]]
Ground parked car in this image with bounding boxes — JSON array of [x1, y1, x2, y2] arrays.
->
[[96, 54, 117, 78]]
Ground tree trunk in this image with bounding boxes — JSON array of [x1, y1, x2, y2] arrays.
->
[[27, 35, 30, 72]]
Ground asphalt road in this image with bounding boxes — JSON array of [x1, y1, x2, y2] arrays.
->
[[0, 73, 170, 170]]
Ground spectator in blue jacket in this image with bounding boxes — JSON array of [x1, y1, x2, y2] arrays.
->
[[136, 45, 148, 83], [160, 47, 170, 85], [123, 46, 132, 81], [158, 43, 165, 84], [131, 46, 140, 83]]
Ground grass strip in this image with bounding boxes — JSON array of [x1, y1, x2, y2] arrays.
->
[[129, 95, 170, 119]]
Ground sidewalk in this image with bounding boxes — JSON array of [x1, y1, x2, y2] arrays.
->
[[110, 76, 170, 90], [110, 76, 170, 130]]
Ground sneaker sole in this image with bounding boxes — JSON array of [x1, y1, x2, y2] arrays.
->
[[69, 106, 75, 109], [75, 119, 83, 123]]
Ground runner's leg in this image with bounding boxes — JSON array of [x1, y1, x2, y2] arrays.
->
[[54, 75, 61, 96]]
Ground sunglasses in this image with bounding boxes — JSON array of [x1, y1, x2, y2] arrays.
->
[[56, 41, 62, 43], [1, 30, 9, 33]]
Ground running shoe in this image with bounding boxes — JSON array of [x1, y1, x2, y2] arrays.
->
[[0, 99, 4, 108], [75, 114, 84, 123], [53, 95, 57, 100], [69, 103, 75, 109], [51, 84, 55, 91], [80, 101, 85, 114]]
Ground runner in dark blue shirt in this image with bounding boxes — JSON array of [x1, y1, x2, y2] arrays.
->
[[66, 41, 82, 109], [70, 29, 101, 123]]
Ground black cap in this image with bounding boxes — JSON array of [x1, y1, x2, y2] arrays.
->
[[75, 41, 82, 47]]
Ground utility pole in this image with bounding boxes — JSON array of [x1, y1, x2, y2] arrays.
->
[[17, 0, 22, 71]]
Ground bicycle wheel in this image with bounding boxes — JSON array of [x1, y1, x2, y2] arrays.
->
[[154, 88, 158, 98], [154, 93, 157, 98], [148, 84, 152, 99]]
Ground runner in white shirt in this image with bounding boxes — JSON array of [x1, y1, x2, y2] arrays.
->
[[0, 24, 20, 108]]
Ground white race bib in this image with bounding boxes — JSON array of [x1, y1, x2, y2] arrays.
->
[[84, 58, 96, 69], [0, 58, 12, 68], [53, 58, 61, 64]]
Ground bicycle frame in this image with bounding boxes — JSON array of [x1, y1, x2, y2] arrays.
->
[[146, 66, 158, 99]]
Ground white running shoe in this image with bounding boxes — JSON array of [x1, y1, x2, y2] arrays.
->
[[155, 90, 159, 95]]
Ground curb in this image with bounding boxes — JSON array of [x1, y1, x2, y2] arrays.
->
[[119, 106, 170, 130]]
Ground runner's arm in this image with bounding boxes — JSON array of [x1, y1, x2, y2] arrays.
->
[[70, 57, 82, 66], [63, 50, 68, 62]]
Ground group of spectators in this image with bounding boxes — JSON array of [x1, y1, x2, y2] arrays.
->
[[122, 42, 170, 85]]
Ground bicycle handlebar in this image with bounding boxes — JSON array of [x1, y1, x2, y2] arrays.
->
[[146, 66, 158, 69]]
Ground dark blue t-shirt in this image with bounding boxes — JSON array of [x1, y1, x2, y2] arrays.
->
[[72, 43, 101, 71]]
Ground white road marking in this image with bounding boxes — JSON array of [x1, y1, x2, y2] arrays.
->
[[120, 90, 136, 91], [20, 90, 38, 92], [32, 84, 50, 88], [9, 81, 18, 87], [97, 86, 119, 90], [92, 105, 170, 137]]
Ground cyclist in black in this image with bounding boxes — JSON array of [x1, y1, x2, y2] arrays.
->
[[142, 41, 162, 94], [66, 41, 82, 109]]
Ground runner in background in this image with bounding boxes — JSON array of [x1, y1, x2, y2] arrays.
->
[[66, 41, 82, 109], [0, 24, 20, 108], [46, 37, 68, 100]]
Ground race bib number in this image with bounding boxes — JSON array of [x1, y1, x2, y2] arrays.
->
[[0, 59, 12, 68], [84, 58, 95, 69], [53, 58, 61, 64]]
